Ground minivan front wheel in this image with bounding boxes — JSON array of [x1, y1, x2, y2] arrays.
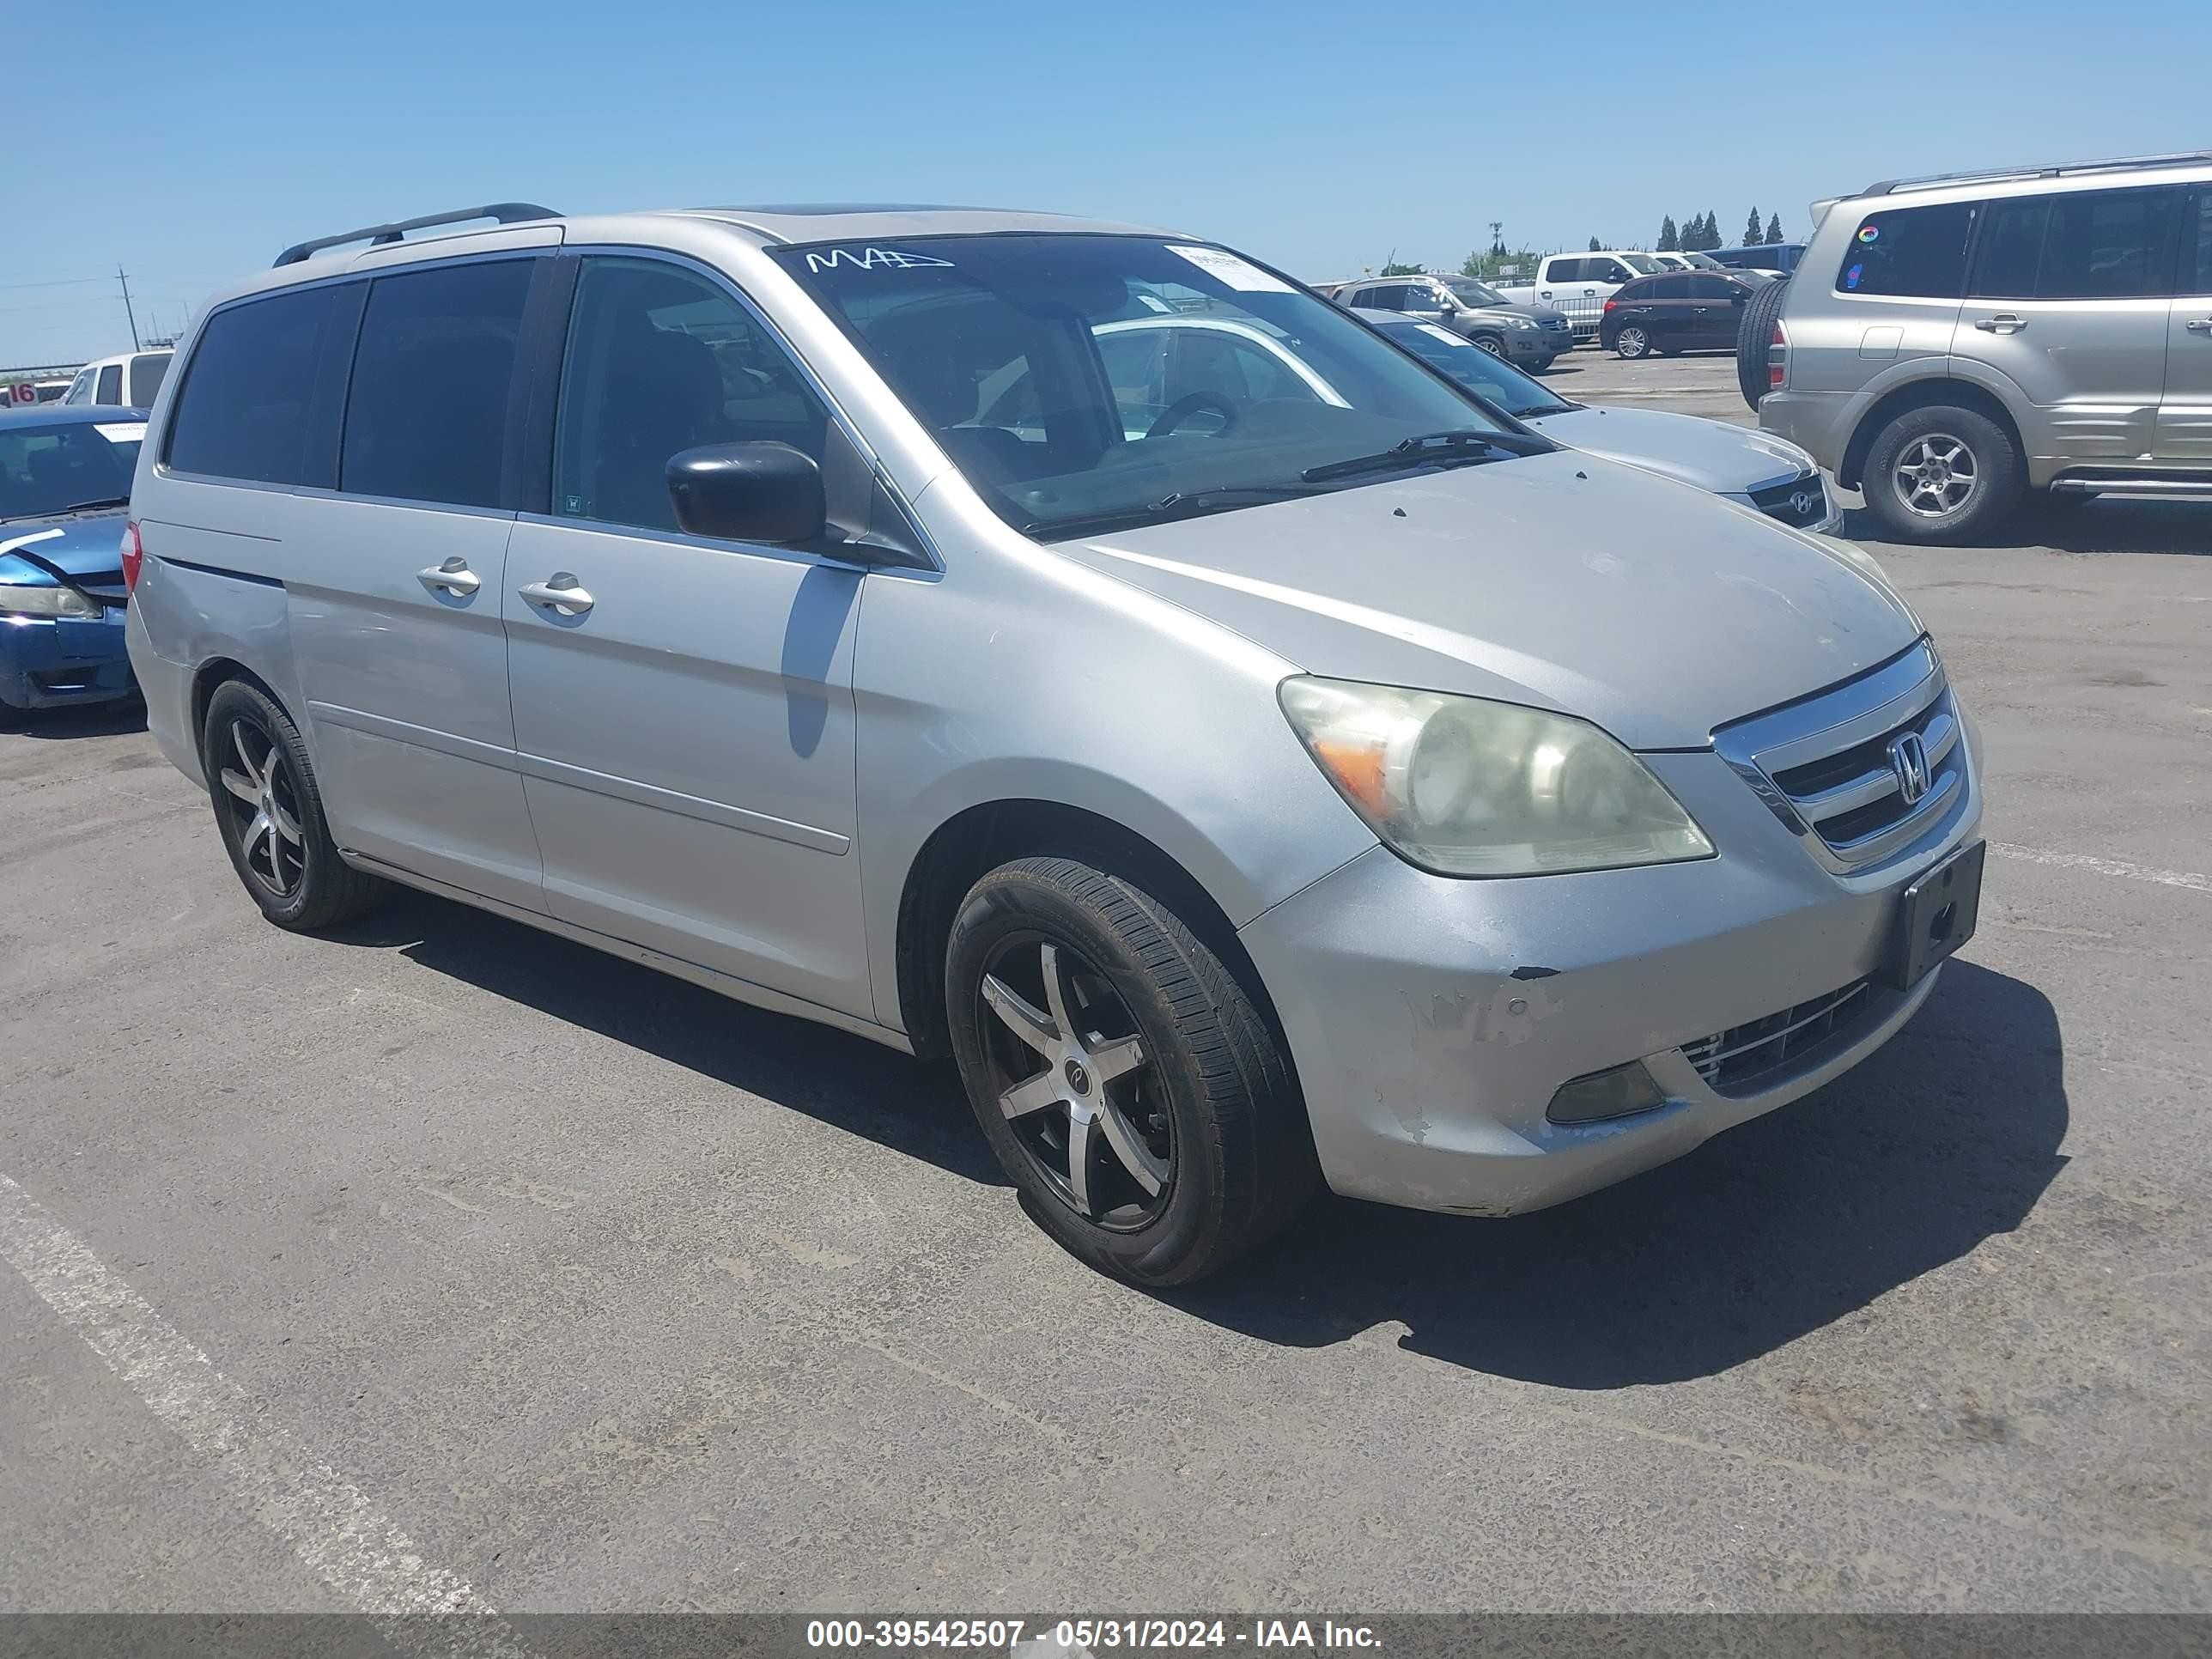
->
[[200, 679, 385, 930], [945, 856, 1318, 1285], [1863, 404, 2023, 544]]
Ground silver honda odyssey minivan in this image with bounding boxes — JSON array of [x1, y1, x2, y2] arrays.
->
[[125, 202, 1985, 1284]]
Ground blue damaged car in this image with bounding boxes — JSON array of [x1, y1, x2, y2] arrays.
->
[[0, 403, 144, 726]]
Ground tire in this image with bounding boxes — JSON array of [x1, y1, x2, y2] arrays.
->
[[945, 855, 1319, 1285], [1861, 404, 2024, 545], [1613, 325, 1650, 360], [0, 696, 22, 732], [1736, 276, 1790, 410], [1470, 334, 1505, 358], [200, 678, 386, 930]]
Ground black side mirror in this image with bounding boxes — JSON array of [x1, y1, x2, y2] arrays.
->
[[665, 441, 825, 544]]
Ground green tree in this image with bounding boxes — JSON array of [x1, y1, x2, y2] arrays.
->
[[1378, 257, 1424, 276], [1765, 211, 1784, 245], [1657, 215, 1679, 252], [1700, 210, 1721, 250], [1745, 207, 1764, 246], [1461, 250, 1485, 277]]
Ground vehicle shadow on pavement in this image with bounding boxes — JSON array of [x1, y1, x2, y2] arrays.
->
[[4, 699, 147, 738], [1846, 500, 2212, 557], [1172, 959, 2067, 1387], [324, 890, 1008, 1188]]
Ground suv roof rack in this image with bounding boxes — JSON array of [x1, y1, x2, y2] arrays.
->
[[1864, 151, 2212, 197], [273, 203, 562, 268]]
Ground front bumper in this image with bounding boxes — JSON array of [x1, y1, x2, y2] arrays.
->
[[0, 609, 136, 711], [1239, 722, 1981, 1216], [1498, 331, 1555, 366]]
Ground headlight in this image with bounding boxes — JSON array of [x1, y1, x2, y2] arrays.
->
[[1507, 315, 1539, 330], [0, 583, 100, 620], [1279, 677, 1713, 878]]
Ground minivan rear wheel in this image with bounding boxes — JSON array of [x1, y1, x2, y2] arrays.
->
[[945, 856, 1318, 1285], [1862, 404, 2024, 545], [1613, 326, 1651, 360], [200, 679, 386, 930]]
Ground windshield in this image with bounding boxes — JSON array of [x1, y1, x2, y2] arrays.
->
[[1620, 253, 1664, 275], [1441, 276, 1508, 307], [0, 418, 142, 521], [775, 234, 1521, 537], [1379, 322, 1573, 419]]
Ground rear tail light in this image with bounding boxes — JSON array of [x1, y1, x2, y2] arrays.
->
[[1602, 298, 1617, 313], [1767, 322, 1789, 391], [121, 520, 144, 592]]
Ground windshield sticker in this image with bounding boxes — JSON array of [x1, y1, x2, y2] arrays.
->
[[1164, 245, 1294, 294], [94, 422, 147, 443], [1858, 224, 1881, 243], [800, 246, 956, 273], [1415, 324, 1468, 347], [1136, 293, 1172, 313]]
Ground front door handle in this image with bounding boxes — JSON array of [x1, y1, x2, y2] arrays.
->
[[1975, 314, 2027, 334], [519, 574, 595, 617], [417, 557, 481, 597], [2187, 319, 2212, 334]]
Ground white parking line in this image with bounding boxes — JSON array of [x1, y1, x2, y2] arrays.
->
[[1990, 842, 2212, 895], [0, 1170, 538, 1658]]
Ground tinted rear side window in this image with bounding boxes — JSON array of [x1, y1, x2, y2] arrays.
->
[[341, 258, 534, 510], [2191, 191, 2212, 292], [1970, 199, 2047, 299], [1837, 202, 1977, 298], [128, 354, 170, 408], [2036, 187, 2182, 300], [166, 284, 356, 487], [96, 365, 122, 404]]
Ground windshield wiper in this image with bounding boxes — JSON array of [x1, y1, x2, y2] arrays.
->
[[1024, 481, 1328, 540], [1301, 428, 1547, 483], [58, 496, 131, 514]]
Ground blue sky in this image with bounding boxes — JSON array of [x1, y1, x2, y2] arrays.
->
[[6, 0, 2205, 366]]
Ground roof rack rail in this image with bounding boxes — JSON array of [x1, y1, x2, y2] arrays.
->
[[273, 203, 562, 268], [1864, 151, 2212, 197]]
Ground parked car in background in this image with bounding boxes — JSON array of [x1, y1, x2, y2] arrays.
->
[[1759, 149, 2212, 543], [129, 201, 1978, 1285], [1650, 251, 1726, 271], [0, 403, 144, 726], [1601, 269, 1777, 358], [32, 379, 73, 403], [59, 349, 173, 410], [1492, 251, 1668, 340], [1323, 273, 1571, 368], [1709, 243, 1807, 276], [1358, 308, 1838, 532]]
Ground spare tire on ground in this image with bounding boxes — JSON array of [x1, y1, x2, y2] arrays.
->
[[1736, 276, 1792, 411]]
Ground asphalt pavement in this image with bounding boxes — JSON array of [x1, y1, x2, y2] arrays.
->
[[3, 349, 2208, 1619]]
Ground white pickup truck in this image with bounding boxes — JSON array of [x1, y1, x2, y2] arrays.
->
[[1492, 251, 1667, 341]]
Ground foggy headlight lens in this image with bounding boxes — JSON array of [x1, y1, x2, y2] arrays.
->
[[1279, 677, 1713, 878], [0, 583, 100, 620]]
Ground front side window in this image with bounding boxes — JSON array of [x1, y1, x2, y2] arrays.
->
[[340, 258, 533, 510], [167, 283, 356, 487], [127, 353, 170, 408], [1688, 275, 1742, 300], [553, 256, 831, 534], [1837, 202, 1977, 298], [96, 364, 122, 404], [0, 421, 140, 521], [1644, 276, 1690, 301], [775, 234, 1519, 538]]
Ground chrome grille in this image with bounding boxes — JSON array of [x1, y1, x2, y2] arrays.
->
[[1713, 642, 1965, 873], [1748, 473, 1830, 528], [1683, 980, 1873, 1094]]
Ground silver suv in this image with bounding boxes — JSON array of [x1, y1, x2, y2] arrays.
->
[[1759, 151, 2212, 542], [125, 202, 1983, 1284]]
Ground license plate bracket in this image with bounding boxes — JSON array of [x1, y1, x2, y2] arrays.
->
[[1884, 839, 1985, 991]]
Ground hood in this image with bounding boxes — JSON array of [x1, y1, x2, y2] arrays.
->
[[1524, 405, 1814, 495], [0, 511, 131, 587], [1055, 450, 1919, 750]]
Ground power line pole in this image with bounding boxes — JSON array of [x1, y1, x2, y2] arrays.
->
[[117, 265, 141, 351]]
